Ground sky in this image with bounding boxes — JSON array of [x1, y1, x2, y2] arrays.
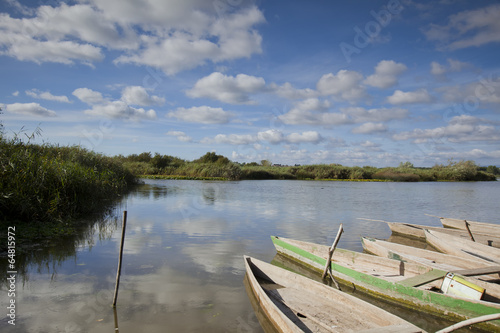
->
[[1, 0, 500, 167]]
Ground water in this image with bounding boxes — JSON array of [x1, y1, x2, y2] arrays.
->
[[1, 179, 499, 332]]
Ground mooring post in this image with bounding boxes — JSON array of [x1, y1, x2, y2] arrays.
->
[[113, 210, 127, 307]]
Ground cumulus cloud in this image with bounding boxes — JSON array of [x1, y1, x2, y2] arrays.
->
[[430, 58, 471, 76], [387, 89, 433, 104], [72, 88, 106, 105], [316, 70, 366, 101], [84, 101, 156, 120], [268, 82, 318, 100], [352, 122, 387, 134], [202, 130, 323, 145], [393, 115, 500, 143], [2, 102, 56, 117], [26, 89, 71, 103], [423, 4, 500, 50], [167, 106, 233, 124], [73, 87, 157, 120], [0, 1, 265, 74], [364, 60, 407, 89], [186, 72, 266, 104], [165, 131, 192, 142], [121, 86, 165, 106], [279, 102, 408, 127]]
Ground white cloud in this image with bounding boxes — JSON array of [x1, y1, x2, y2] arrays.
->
[[286, 131, 323, 144], [268, 82, 318, 100], [257, 129, 284, 144], [114, 6, 265, 75], [186, 72, 266, 104], [387, 89, 433, 104], [73, 87, 157, 120], [84, 101, 156, 120], [166, 131, 192, 142], [352, 122, 387, 134], [430, 61, 446, 75], [431, 58, 471, 76], [26, 89, 71, 103], [121, 86, 165, 106], [424, 4, 500, 50], [316, 70, 366, 101], [364, 60, 407, 89], [0, 1, 264, 73], [279, 103, 407, 127], [393, 115, 500, 143], [2, 102, 56, 117], [12, 91, 19, 96], [72, 88, 106, 105], [202, 130, 323, 146], [167, 106, 232, 124]]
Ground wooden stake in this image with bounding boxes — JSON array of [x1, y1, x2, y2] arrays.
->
[[464, 220, 475, 242], [322, 224, 344, 287], [113, 211, 127, 307]]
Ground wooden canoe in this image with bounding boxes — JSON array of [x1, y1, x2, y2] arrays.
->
[[243, 255, 425, 333], [272, 236, 500, 331], [388, 222, 500, 248], [425, 229, 500, 264], [361, 237, 500, 302], [439, 217, 500, 236]]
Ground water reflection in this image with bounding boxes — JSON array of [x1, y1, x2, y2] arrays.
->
[[1, 179, 499, 332]]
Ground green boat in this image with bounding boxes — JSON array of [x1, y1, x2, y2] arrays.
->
[[271, 236, 500, 331]]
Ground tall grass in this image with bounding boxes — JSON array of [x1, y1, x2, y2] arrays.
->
[[0, 136, 138, 223]]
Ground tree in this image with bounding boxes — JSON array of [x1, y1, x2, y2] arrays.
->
[[261, 159, 271, 167]]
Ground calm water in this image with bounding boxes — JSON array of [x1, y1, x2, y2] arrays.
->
[[1, 179, 499, 332]]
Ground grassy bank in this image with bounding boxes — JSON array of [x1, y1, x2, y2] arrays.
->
[[116, 152, 498, 182], [0, 136, 138, 247]]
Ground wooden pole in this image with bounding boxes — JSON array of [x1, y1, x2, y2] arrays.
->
[[113, 211, 127, 307], [322, 224, 343, 283], [464, 220, 475, 242]]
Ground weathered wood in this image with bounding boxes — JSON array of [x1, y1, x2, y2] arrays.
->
[[425, 229, 500, 264], [361, 237, 500, 301], [322, 223, 343, 280], [439, 217, 500, 236], [113, 211, 127, 307], [398, 269, 447, 287], [454, 266, 500, 276], [272, 236, 500, 331], [244, 255, 425, 333], [436, 313, 500, 333]]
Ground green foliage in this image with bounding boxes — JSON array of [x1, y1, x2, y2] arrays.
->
[[0, 136, 138, 223], [193, 152, 231, 164]]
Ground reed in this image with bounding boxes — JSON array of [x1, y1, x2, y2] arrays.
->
[[0, 136, 138, 224]]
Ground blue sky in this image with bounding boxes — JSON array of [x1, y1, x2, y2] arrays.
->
[[1, 0, 499, 167]]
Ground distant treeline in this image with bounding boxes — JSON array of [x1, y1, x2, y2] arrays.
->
[[118, 151, 499, 182]]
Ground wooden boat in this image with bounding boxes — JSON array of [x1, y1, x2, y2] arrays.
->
[[439, 217, 500, 236], [243, 255, 425, 333], [425, 229, 500, 264], [388, 222, 500, 248], [361, 237, 500, 302], [272, 236, 500, 331]]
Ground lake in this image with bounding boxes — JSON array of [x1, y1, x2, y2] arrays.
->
[[1, 179, 499, 332]]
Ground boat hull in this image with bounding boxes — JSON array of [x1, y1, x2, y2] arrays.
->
[[272, 236, 500, 331]]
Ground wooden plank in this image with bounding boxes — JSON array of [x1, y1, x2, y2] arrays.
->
[[398, 269, 447, 287], [454, 266, 500, 277]]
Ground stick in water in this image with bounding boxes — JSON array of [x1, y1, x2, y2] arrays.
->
[[113, 211, 127, 307], [322, 224, 344, 288]]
